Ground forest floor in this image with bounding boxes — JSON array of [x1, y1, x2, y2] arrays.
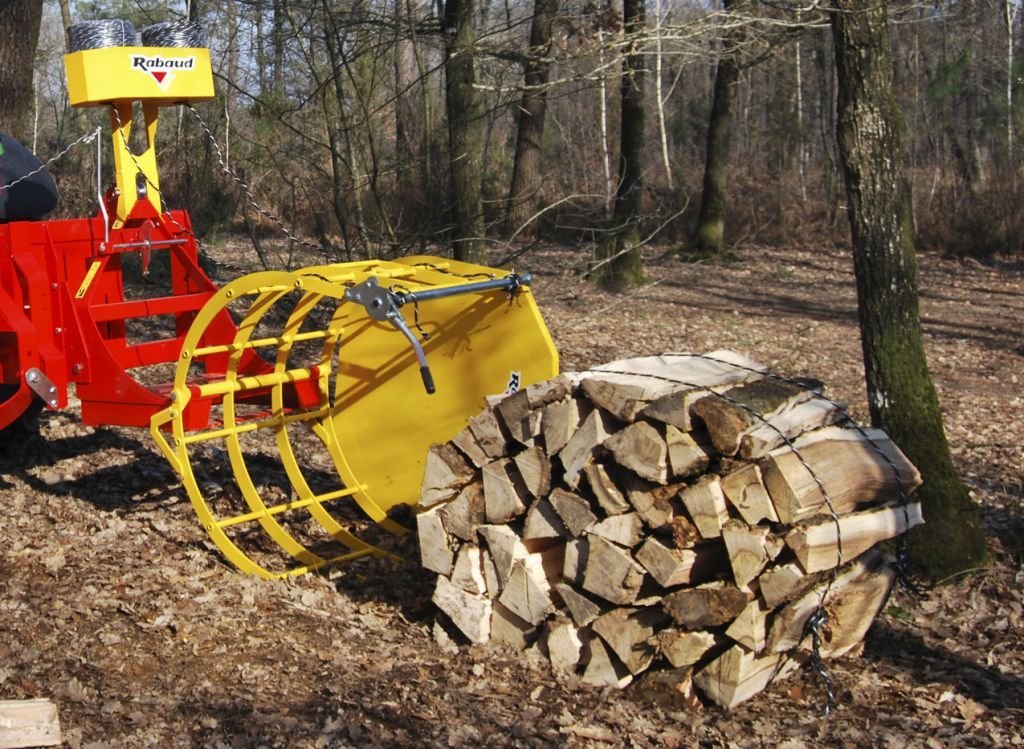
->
[[0, 241, 1022, 748]]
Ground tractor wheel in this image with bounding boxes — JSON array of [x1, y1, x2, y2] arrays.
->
[[0, 384, 42, 437]]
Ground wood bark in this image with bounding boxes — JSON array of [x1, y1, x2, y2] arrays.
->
[[505, 0, 559, 237], [831, 0, 987, 580], [443, 0, 486, 262], [0, 699, 61, 749], [687, 0, 745, 259], [0, 0, 44, 140]]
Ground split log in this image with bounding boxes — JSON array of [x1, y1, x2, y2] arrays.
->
[[562, 537, 587, 586], [757, 562, 816, 609], [548, 488, 599, 537], [417, 504, 455, 576], [420, 442, 476, 507], [525, 375, 573, 410], [482, 459, 527, 523], [582, 536, 646, 605], [581, 634, 633, 688], [437, 483, 486, 542], [762, 426, 922, 524], [451, 423, 490, 468], [665, 425, 712, 479], [592, 607, 664, 675], [694, 645, 803, 709], [0, 699, 62, 749], [662, 583, 749, 630], [450, 544, 487, 595], [680, 475, 730, 539], [766, 550, 890, 655], [513, 447, 551, 499], [691, 378, 815, 457], [544, 616, 584, 673], [602, 421, 669, 484], [467, 407, 509, 459], [623, 476, 681, 529], [541, 396, 584, 456], [635, 537, 726, 588], [739, 396, 844, 459], [652, 629, 718, 668], [587, 512, 643, 548], [721, 521, 775, 588], [784, 502, 924, 574], [490, 601, 534, 650], [433, 575, 491, 644], [583, 463, 631, 515], [523, 499, 568, 541], [724, 598, 770, 652], [477, 524, 528, 585], [495, 389, 540, 445], [499, 554, 557, 625], [555, 582, 604, 627], [720, 463, 779, 525], [558, 407, 615, 488]]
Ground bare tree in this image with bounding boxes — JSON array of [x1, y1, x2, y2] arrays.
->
[[831, 0, 987, 580], [0, 0, 44, 140], [444, 0, 487, 262], [504, 0, 559, 238], [593, 0, 646, 290]]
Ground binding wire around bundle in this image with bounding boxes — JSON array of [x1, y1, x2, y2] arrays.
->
[[68, 19, 137, 51], [141, 20, 206, 48]]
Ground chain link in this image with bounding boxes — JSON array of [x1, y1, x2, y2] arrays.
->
[[185, 103, 332, 259], [1, 128, 101, 193]]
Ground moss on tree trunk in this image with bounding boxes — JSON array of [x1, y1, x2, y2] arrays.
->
[[831, 0, 987, 581], [594, 0, 646, 291]]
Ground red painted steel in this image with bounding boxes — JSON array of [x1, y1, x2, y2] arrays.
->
[[0, 209, 305, 432]]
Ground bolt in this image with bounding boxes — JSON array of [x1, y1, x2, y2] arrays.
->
[[55, 327, 63, 335], [72, 364, 84, 374], [49, 400, 57, 408], [26, 371, 40, 385], [48, 386, 56, 394]]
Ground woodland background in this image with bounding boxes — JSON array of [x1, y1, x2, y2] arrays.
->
[[20, 0, 1024, 266]]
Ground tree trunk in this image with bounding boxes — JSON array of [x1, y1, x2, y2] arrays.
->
[[0, 0, 43, 141], [58, 0, 73, 52], [594, 0, 646, 291], [830, 0, 987, 581], [687, 0, 744, 259], [504, 0, 558, 239], [444, 0, 487, 263], [395, 0, 419, 190]]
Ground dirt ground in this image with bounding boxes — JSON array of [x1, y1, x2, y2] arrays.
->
[[1, 242, 1021, 748]]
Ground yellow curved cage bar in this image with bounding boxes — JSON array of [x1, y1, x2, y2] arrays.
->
[[151, 257, 558, 578]]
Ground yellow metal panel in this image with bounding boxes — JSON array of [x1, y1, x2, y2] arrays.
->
[[65, 46, 215, 107], [151, 258, 558, 578]]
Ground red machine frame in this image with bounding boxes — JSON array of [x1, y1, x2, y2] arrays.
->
[[0, 202, 308, 432]]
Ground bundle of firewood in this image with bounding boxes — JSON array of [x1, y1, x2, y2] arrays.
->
[[417, 351, 923, 707]]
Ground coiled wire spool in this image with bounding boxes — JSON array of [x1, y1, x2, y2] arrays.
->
[[141, 20, 206, 48], [68, 19, 138, 51]]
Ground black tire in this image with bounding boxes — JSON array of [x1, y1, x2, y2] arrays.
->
[[0, 384, 42, 436]]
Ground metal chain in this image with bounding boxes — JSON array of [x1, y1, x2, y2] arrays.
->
[[185, 103, 332, 259], [804, 607, 837, 715], [1, 128, 101, 193]]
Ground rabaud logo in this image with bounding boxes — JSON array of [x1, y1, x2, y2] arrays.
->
[[131, 54, 196, 90]]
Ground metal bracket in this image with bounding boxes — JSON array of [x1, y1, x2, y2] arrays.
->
[[25, 368, 59, 409]]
